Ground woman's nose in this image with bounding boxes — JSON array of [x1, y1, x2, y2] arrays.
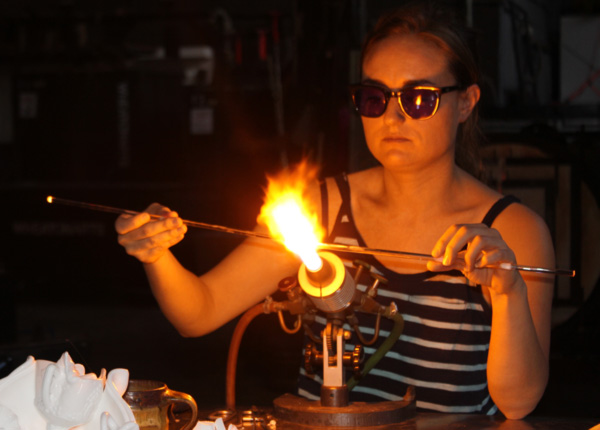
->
[[383, 96, 406, 124]]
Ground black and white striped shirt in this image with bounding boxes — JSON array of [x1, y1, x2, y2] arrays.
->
[[297, 174, 519, 415]]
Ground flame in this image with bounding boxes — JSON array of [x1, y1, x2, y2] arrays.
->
[[415, 94, 422, 107], [257, 160, 324, 271]]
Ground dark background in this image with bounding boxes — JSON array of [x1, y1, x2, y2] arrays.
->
[[0, 0, 599, 420]]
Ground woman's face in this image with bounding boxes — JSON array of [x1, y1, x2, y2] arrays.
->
[[360, 33, 475, 174]]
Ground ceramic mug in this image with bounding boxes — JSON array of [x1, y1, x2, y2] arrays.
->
[[123, 380, 198, 430]]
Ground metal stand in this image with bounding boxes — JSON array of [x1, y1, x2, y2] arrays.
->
[[275, 312, 416, 429], [273, 386, 416, 430]]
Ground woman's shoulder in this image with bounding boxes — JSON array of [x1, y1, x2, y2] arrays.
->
[[493, 200, 555, 274], [492, 196, 550, 238], [320, 167, 383, 197], [345, 166, 385, 194], [459, 171, 548, 231], [461, 173, 554, 267], [470, 179, 553, 260], [333, 166, 383, 183], [460, 172, 545, 228]]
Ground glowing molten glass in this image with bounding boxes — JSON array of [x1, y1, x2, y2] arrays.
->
[[258, 161, 324, 271]]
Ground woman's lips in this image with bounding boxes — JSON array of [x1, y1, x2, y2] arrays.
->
[[382, 135, 410, 142]]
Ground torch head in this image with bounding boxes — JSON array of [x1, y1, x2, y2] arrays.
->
[[298, 251, 356, 314]]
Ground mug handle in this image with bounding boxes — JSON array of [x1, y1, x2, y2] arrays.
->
[[164, 388, 198, 430]]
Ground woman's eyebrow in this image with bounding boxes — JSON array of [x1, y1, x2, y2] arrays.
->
[[403, 79, 436, 87], [360, 78, 386, 86], [360, 78, 437, 88]]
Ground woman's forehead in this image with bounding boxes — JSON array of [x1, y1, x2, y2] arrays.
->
[[362, 33, 452, 85]]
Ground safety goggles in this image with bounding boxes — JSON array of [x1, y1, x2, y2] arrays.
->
[[350, 84, 462, 120]]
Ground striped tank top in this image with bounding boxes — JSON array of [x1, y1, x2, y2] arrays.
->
[[296, 174, 519, 415]]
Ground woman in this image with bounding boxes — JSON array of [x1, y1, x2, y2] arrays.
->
[[115, 1, 554, 418]]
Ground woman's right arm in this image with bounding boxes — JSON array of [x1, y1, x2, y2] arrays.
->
[[115, 203, 301, 337]]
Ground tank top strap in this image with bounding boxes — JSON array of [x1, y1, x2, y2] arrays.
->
[[319, 179, 329, 232], [333, 173, 352, 218], [481, 195, 521, 227], [318, 173, 353, 242], [320, 173, 351, 235], [334, 173, 350, 199]]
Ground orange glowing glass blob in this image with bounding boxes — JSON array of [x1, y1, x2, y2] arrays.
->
[[258, 160, 324, 271]]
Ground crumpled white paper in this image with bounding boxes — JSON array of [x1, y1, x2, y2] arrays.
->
[[0, 352, 138, 430], [193, 417, 238, 430]]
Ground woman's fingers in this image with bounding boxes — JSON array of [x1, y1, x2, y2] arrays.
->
[[432, 224, 496, 267], [118, 216, 183, 243], [115, 212, 151, 235], [429, 223, 519, 290], [114, 203, 187, 264], [122, 228, 186, 260]]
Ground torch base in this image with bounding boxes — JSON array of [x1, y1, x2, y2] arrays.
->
[[273, 387, 416, 430]]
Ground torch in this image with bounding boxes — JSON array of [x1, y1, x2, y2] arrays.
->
[[257, 169, 359, 406], [256, 171, 418, 427]]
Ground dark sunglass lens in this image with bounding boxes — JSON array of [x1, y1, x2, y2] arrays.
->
[[355, 87, 387, 117], [400, 88, 439, 119]]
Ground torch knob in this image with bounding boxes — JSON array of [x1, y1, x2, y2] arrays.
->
[[278, 276, 297, 291], [304, 343, 322, 375], [343, 344, 364, 379], [367, 273, 388, 297]]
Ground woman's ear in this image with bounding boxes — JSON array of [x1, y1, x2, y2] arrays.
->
[[458, 84, 480, 122]]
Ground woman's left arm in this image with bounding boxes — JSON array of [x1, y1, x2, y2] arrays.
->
[[428, 203, 555, 419]]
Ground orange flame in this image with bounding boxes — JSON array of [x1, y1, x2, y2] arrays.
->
[[257, 160, 324, 271], [415, 94, 422, 107]]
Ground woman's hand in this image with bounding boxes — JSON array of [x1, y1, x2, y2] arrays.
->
[[427, 223, 522, 295], [115, 203, 187, 264]]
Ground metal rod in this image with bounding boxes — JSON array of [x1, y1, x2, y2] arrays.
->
[[47, 196, 271, 240], [46, 196, 575, 277], [318, 242, 576, 277]]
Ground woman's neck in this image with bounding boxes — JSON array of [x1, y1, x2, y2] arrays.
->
[[378, 159, 462, 212]]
